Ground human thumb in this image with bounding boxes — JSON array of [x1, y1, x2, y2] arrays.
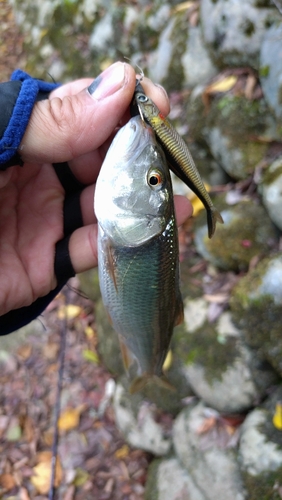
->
[[19, 62, 136, 163]]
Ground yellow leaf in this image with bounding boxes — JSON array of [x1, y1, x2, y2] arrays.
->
[[82, 349, 99, 364], [57, 304, 82, 320], [58, 408, 80, 432], [114, 444, 130, 460], [188, 183, 210, 216], [273, 403, 282, 430], [206, 76, 237, 94], [31, 452, 62, 494], [84, 326, 95, 339], [58, 406, 85, 432], [73, 468, 89, 487], [163, 349, 173, 372], [173, 1, 195, 13]]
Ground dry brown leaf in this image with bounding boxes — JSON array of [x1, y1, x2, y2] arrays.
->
[[173, 1, 196, 13], [17, 344, 32, 360], [0, 473, 17, 490], [31, 451, 62, 494], [196, 417, 217, 435]]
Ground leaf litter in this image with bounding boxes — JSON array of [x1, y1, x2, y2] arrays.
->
[[0, 279, 151, 500]]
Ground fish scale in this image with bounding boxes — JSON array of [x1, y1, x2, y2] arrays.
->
[[95, 116, 183, 392]]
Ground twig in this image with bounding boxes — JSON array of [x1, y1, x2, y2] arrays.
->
[[48, 287, 69, 500]]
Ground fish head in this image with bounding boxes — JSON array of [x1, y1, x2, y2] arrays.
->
[[95, 116, 173, 247]]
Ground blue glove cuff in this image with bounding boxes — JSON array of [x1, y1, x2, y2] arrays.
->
[[0, 70, 60, 165]]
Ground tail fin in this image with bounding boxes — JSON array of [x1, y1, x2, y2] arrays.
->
[[207, 206, 224, 238]]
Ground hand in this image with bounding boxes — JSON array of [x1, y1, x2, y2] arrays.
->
[[0, 62, 192, 315]]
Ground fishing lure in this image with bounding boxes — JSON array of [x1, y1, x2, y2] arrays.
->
[[131, 80, 223, 238]]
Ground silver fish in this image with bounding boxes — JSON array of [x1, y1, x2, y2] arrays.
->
[[94, 116, 183, 393]]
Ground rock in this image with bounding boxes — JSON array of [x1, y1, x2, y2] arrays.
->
[[194, 198, 278, 272], [113, 382, 171, 456], [175, 305, 277, 413], [239, 387, 282, 499], [261, 156, 282, 231], [145, 456, 206, 500], [181, 26, 217, 88], [173, 402, 247, 500], [231, 254, 282, 376], [260, 22, 282, 123], [200, 0, 279, 70]]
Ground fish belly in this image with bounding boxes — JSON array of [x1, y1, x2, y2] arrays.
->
[[98, 223, 181, 376]]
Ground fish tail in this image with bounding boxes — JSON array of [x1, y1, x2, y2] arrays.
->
[[208, 206, 224, 238], [129, 374, 176, 394]]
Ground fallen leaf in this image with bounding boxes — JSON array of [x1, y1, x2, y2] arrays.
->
[[73, 468, 89, 487], [6, 418, 22, 442], [273, 403, 282, 430], [84, 325, 95, 339], [196, 416, 217, 435], [115, 444, 130, 460], [172, 1, 196, 13], [31, 451, 62, 494], [206, 75, 237, 94], [58, 406, 85, 432], [17, 344, 32, 360], [163, 349, 173, 372], [82, 349, 99, 364], [0, 473, 17, 490], [57, 304, 82, 320]]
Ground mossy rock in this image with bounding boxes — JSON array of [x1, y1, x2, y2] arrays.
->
[[230, 254, 282, 376], [194, 197, 278, 272]]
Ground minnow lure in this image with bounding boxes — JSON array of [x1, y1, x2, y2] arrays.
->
[[131, 80, 223, 238]]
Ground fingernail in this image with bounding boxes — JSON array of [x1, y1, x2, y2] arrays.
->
[[88, 62, 126, 100]]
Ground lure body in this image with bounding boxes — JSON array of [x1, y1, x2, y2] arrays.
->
[[131, 81, 223, 238]]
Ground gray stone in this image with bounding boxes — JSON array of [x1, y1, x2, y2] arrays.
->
[[239, 408, 282, 476], [182, 26, 217, 88], [200, 0, 279, 69], [113, 383, 171, 456], [145, 456, 206, 500], [173, 402, 247, 500], [231, 254, 282, 376], [194, 198, 278, 272], [176, 306, 277, 413], [261, 156, 282, 231], [260, 22, 282, 122]]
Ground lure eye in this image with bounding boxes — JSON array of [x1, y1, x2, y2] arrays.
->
[[137, 94, 148, 103], [147, 170, 163, 190]]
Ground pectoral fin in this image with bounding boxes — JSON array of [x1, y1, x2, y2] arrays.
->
[[118, 335, 134, 373], [105, 240, 118, 292]]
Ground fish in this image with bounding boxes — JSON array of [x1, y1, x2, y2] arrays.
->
[[94, 116, 183, 393], [131, 81, 224, 238]]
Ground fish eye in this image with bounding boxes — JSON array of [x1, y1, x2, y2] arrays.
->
[[147, 170, 163, 190], [137, 94, 148, 103]]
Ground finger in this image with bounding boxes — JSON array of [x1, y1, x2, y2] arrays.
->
[[19, 62, 136, 164], [174, 195, 193, 226]]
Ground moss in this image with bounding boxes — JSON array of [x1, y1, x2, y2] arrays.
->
[[241, 19, 255, 37], [230, 261, 282, 376], [262, 162, 282, 186], [174, 320, 239, 382], [243, 469, 282, 500], [198, 199, 277, 272], [260, 65, 270, 78], [162, 13, 188, 92]]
